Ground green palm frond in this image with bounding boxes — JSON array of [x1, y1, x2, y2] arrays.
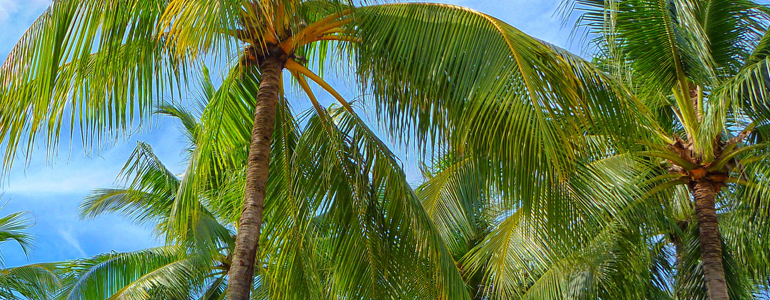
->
[[56, 246, 200, 300], [0, 210, 34, 261], [168, 65, 258, 242], [456, 153, 661, 299], [81, 142, 179, 231], [326, 106, 468, 299], [416, 155, 492, 257], [713, 57, 770, 127], [156, 102, 202, 147], [353, 3, 638, 198], [0, 0, 194, 171], [159, 0, 243, 61], [0, 208, 56, 299], [0, 263, 61, 300], [747, 15, 770, 65], [153, 66, 214, 148], [417, 140, 701, 299], [572, 0, 710, 88], [693, 0, 768, 74], [262, 105, 468, 299], [570, 0, 722, 154], [82, 141, 233, 256]]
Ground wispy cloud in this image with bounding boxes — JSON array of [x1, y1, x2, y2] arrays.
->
[[0, 0, 18, 22], [5, 160, 121, 196], [3, 122, 188, 196], [58, 227, 86, 257], [0, 0, 50, 58], [0, 0, 48, 21], [0, 123, 185, 266]]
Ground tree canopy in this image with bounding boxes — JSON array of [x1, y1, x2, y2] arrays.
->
[[3, 0, 770, 299]]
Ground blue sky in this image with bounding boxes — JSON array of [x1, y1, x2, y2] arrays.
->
[[0, 0, 577, 267]]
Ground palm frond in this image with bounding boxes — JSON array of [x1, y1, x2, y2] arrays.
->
[[278, 106, 469, 299], [353, 3, 638, 228], [0, 263, 61, 300], [0, 211, 34, 261], [168, 64, 258, 242], [693, 0, 768, 74], [159, 0, 242, 62], [80, 142, 179, 230], [0, 0, 193, 171], [56, 246, 193, 300], [416, 155, 490, 257]]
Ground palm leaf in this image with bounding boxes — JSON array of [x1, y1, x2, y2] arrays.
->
[[0, 263, 61, 300], [0, 0, 193, 171], [353, 3, 638, 232], [56, 246, 194, 300]]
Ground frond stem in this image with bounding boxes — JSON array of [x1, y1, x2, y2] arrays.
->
[[636, 150, 698, 170], [280, 10, 354, 52], [309, 35, 361, 44], [710, 143, 769, 171], [291, 71, 326, 117], [284, 59, 355, 114]]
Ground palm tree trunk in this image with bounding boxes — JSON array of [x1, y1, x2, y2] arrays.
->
[[693, 181, 729, 300], [226, 53, 286, 300]]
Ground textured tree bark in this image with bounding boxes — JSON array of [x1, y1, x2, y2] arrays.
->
[[693, 181, 729, 300], [226, 52, 286, 300]]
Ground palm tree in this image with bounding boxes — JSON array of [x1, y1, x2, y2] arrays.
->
[[1, 1, 628, 299], [413, 1, 770, 298], [0, 209, 61, 299], [420, 151, 770, 300], [64, 70, 450, 298], [66, 120, 233, 298], [562, 0, 770, 298]]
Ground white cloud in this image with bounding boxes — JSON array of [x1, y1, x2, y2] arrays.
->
[[5, 160, 120, 196], [0, 0, 19, 22], [0, 0, 49, 23], [3, 123, 187, 196], [0, 0, 50, 58], [58, 227, 86, 257]]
